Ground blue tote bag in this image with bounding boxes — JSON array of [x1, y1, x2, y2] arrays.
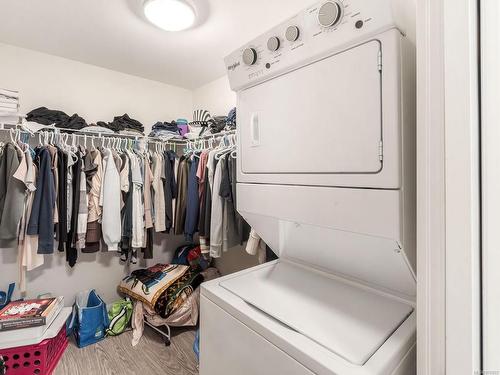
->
[[68, 290, 109, 348]]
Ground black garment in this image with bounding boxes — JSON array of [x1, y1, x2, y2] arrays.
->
[[141, 227, 154, 260], [26, 107, 87, 130], [198, 164, 209, 238], [174, 156, 188, 236], [266, 245, 279, 262], [209, 116, 228, 134], [66, 150, 82, 267], [64, 114, 87, 130], [184, 157, 199, 242], [228, 155, 249, 244], [27, 147, 56, 254], [56, 148, 68, 252], [120, 159, 133, 257], [219, 154, 237, 238], [226, 107, 236, 129], [98, 114, 144, 134], [163, 151, 177, 233]]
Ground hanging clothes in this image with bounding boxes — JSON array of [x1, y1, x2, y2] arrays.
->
[[130, 150, 144, 250], [15, 144, 41, 294], [152, 153, 166, 232], [66, 147, 82, 266], [184, 156, 199, 242], [220, 153, 240, 252], [56, 148, 68, 252], [142, 156, 154, 260], [0, 142, 27, 240], [163, 150, 177, 233], [174, 156, 189, 235], [76, 147, 89, 250], [83, 148, 102, 253], [2, 127, 246, 296], [120, 154, 133, 260], [209, 155, 225, 258], [101, 148, 121, 251], [27, 146, 56, 254]]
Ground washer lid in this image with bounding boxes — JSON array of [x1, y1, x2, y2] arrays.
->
[[220, 261, 413, 366]]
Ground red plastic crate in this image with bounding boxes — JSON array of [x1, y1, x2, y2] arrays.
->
[[0, 325, 68, 375]]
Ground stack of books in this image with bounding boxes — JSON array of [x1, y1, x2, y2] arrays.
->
[[0, 296, 64, 344]]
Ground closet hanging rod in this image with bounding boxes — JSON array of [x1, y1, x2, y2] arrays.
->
[[0, 122, 236, 146], [0, 123, 182, 145], [188, 129, 236, 141]]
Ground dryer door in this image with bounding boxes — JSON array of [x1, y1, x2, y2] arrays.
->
[[239, 39, 382, 176]]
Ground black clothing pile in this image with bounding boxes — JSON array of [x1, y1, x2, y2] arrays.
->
[[27, 108, 144, 134], [226, 107, 236, 129], [208, 116, 228, 134], [206, 108, 236, 134], [97, 114, 144, 134], [26, 107, 87, 130]]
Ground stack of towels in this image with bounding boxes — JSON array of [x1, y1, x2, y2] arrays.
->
[[0, 88, 20, 123]]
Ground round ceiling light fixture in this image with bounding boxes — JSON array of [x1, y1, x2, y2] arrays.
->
[[143, 0, 196, 31]]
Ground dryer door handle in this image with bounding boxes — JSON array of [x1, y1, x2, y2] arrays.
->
[[250, 113, 260, 147]]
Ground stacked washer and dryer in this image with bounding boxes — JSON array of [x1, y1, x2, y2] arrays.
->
[[200, 0, 416, 374]]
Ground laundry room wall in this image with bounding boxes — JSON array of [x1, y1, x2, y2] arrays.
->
[[0, 42, 194, 304], [0, 42, 193, 135], [391, 0, 416, 45], [192, 75, 236, 116]]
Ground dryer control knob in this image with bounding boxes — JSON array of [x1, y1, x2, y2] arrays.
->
[[242, 48, 258, 66], [285, 25, 300, 42], [318, 1, 343, 28], [267, 36, 281, 52]]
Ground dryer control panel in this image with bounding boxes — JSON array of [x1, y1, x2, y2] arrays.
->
[[225, 0, 400, 91]]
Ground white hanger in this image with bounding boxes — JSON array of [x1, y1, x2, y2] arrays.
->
[[9, 128, 16, 143]]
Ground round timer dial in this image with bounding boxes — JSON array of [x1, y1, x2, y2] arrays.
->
[[318, 1, 343, 28]]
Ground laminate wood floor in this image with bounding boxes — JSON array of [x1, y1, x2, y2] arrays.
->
[[54, 327, 199, 375]]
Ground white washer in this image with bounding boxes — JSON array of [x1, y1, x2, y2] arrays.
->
[[200, 0, 416, 374]]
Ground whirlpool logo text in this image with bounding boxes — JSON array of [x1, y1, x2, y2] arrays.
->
[[227, 62, 240, 71]]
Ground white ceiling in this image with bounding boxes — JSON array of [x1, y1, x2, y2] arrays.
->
[[0, 0, 415, 90], [0, 0, 309, 89]]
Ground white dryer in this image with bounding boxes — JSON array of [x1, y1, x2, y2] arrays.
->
[[200, 0, 416, 374]]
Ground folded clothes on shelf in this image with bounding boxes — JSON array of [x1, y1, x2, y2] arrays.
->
[[149, 121, 182, 139], [0, 89, 19, 100], [80, 125, 115, 134], [97, 113, 144, 134]]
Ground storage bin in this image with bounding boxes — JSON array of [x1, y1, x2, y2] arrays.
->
[[1, 325, 67, 375]]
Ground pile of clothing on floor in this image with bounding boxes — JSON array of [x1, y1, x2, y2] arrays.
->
[[26, 107, 145, 135], [0, 88, 21, 123], [118, 244, 220, 346]]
